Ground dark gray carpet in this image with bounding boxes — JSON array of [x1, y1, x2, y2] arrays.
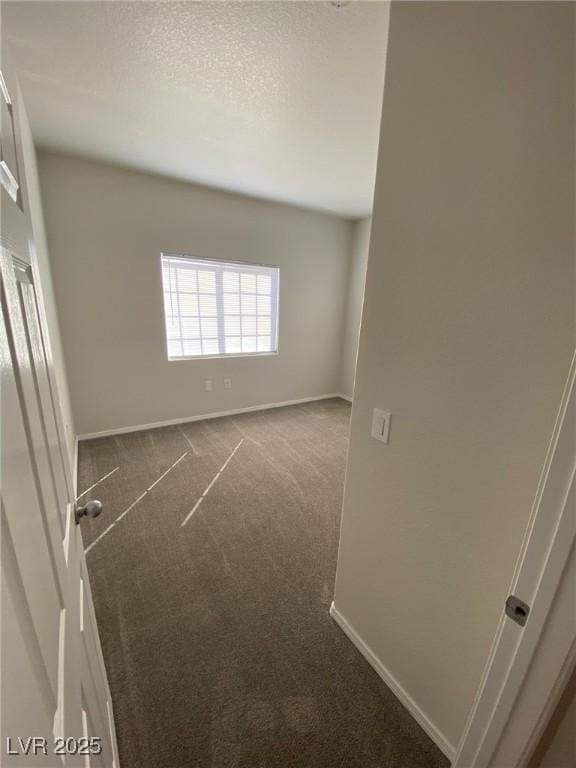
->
[[79, 398, 449, 768]]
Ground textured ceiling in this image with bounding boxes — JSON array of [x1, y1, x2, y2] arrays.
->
[[2, 1, 389, 217]]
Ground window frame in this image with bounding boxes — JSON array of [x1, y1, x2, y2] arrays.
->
[[160, 252, 280, 361]]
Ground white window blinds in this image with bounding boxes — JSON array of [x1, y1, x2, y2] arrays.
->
[[161, 254, 279, 359]]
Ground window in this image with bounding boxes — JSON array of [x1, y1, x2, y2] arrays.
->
[[161, 254, 279, 359]]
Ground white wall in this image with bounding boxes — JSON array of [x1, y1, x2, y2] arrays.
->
[[333, 0, 575, 756], [0, 46, 76, 467], [339, 217, 371, 399], [38, 153, 353, 436]]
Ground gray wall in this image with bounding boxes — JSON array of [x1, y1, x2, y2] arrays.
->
[[39, 153, 353, 436], [333, 0, 575, 753], [340, 217, 371, 399]]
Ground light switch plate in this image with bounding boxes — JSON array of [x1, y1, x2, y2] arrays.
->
[[371, 409, 391, 443], [224, 378, 232, 389], [204, 380, 213, 392]]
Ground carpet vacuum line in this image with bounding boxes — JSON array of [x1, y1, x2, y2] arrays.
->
[[84, 452, 188, 554], [76, 465, 119, 500], [181, 438, 244, 527]]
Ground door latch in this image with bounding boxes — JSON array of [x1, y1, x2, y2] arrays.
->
[[505, 595, 530, 627]]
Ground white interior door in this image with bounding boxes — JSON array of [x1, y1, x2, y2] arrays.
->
[[1, 54, 119, 764], [0, 51, 118, 768], [454, 350, 576, 768], [1, 244, 119, 766]]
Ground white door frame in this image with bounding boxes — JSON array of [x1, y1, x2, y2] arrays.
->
[[454, 349, 576, 768]]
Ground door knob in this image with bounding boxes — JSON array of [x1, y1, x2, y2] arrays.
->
[[75, 499, 103, 525]]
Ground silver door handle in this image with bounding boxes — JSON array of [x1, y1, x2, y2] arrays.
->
[[75, 500, 103, 525]]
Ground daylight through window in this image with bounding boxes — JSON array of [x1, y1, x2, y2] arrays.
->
[[161, 254, 279, 359]]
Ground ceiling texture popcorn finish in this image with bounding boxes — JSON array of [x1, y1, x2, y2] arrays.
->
[[2, 1, 389, 217]]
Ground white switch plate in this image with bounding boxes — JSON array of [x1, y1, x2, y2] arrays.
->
[[204, 380, 213, 392], [371, 409, 391, 443], [224, 378, 232, 389]]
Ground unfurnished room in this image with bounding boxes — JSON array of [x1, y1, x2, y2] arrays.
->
[[1, 3, 575, 768]]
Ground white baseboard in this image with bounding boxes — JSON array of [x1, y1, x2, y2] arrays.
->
[[329, 602, 456, 762], [78, 393, 349, 440], [335, 393, 353, 403]]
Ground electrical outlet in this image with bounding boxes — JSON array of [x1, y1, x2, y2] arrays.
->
[[224, 378, 232, 389], [204, 380, 213, 392], [371, 409, 391, 443]]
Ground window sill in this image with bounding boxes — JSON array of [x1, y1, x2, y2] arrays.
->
[[168, 351, 279, 362]]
